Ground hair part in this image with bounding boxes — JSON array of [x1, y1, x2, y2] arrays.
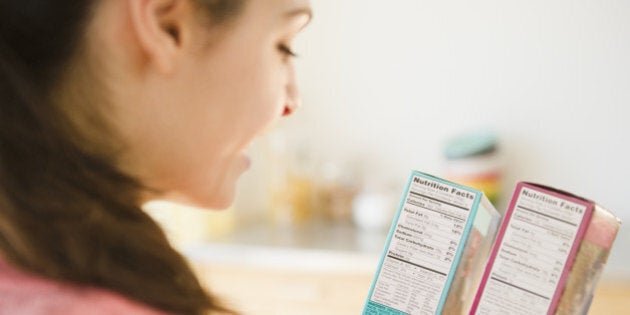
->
[[0, 1, 246, 314]]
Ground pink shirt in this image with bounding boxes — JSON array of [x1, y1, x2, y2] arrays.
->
[[0, 258, 167, 315]]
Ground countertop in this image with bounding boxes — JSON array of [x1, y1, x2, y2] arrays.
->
[[184, 220, 629, 281], [182, 220, 629, 314]]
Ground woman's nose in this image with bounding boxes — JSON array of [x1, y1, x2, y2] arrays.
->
[[282, 65, 300, 117]]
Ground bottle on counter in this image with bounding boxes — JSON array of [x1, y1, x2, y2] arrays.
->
[[443, 130, 503, 206]]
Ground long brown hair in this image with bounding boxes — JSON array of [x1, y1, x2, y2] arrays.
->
[[0, 1, 244, 314]]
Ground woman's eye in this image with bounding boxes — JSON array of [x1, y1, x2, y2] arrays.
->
[[278, 44, 297, 58]]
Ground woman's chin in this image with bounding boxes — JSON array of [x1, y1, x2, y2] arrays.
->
[[144, 155, 251, 210]]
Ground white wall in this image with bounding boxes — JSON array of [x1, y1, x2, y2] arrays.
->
[[264, 0, 630, 219]]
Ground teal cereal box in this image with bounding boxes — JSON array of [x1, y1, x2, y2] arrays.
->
[[362, 171, 501, 314]]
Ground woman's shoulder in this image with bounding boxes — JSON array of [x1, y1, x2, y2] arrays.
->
[[0, 259, 167, 315]]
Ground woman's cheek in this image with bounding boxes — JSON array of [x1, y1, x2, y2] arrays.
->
[[239, 63, 288, 137], [257, 81, 286, 126]]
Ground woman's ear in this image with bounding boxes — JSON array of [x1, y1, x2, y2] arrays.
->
[[127, 0, 193, 74]]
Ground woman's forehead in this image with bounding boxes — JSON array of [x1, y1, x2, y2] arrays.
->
[[244, 0, 311, 20]]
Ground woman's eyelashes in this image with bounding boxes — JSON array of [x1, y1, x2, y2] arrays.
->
[[278, 43, 297, 58]]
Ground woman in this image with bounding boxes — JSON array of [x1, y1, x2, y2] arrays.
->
[[0, 0, 311, 314]]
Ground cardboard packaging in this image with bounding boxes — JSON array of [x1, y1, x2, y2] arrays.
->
[[470, 182, 621, 315], [362, 171, 501, 314]]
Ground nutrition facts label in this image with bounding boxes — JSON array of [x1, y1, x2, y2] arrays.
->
[[475, 186, 589, 315], [368, 174, 477, 314]]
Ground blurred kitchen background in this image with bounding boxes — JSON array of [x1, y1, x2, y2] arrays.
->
[[145, 1, 630, 313]]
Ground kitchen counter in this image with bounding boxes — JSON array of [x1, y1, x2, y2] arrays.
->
[[184, 220, 630, 314]]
